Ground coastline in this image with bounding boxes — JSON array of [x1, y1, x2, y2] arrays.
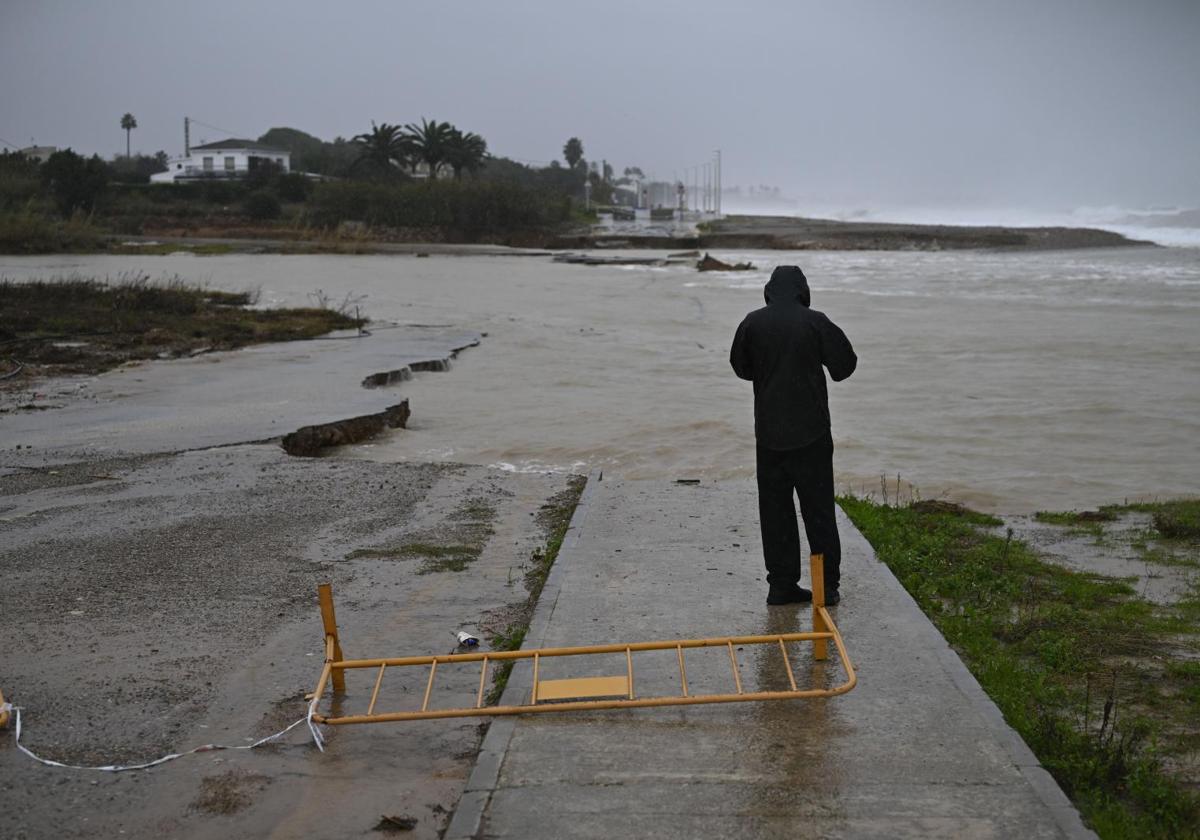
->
[[4, 212, 1154, 258]]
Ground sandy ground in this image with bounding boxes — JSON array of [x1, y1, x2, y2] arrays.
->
[[0, 443, 574, 838]]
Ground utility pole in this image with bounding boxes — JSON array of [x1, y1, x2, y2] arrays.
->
[[715, 149, 722, 217], [184, 116, 190, 157]]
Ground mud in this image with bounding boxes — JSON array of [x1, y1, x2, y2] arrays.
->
[[1003, 512, 1198, 606], [0, 445, 577, 839]]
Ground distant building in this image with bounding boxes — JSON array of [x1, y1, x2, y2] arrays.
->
[[18, 145, 58, 163], [151, 139, 291, 183]]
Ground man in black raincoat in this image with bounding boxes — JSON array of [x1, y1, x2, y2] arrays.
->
[[730, 266, 857, 605]]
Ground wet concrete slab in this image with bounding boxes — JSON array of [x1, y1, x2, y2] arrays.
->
[[448, 478, 1094, 839], [1, 324, 479, 455]]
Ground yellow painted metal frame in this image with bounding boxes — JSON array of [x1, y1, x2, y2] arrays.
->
[[310, 554, 855, 726]]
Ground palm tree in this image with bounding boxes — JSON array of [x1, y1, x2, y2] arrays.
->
[[120, 113, 137, 158], [350, 121, 409, 177], [404, 118, 454, 179], [443, 129, 488, 179], [563, 137, 584, 169]]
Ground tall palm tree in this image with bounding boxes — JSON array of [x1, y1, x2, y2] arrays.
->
[[563, 137, 584, 169], [404, 118, 454, 180], [350, 121, 409, 177], [120, 113, 137, 158], [443, 129, 488, 179]]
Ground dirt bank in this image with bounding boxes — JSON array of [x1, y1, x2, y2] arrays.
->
[[0, 445, 580, 839]]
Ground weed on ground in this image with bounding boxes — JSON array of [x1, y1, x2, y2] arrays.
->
[[0, 273, 357, 380]]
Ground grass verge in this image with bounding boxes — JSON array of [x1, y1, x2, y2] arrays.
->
[[485, 475, 587, 704], [0, 274, 358, 380], [840, 495, 1200, 839]]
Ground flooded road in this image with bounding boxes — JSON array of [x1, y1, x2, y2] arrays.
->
[[4, 246, 1198, 512]]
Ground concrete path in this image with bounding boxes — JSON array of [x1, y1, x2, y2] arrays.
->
[[447, 476, 1094, 839]]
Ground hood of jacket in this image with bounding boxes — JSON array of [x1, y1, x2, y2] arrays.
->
[[764, 265, 810, 307]]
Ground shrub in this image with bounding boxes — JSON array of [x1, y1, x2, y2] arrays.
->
[[243, 191, 281, 221], [306, 179, 570, 239], [41, 150, 109, 216], [275, 173, 311, 203], [0, 209, 103, 253]]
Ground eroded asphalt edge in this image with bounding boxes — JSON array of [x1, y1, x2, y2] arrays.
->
[[444, 476, 1095, 840]]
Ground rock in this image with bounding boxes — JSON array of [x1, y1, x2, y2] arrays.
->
[[361, 367, 413, 388], [696, 253, 755, 272], [281, 401, 410, 457]]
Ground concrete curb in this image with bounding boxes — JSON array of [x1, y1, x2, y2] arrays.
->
[[444, 469, 603, 840], [849, 511, 1097, 840]]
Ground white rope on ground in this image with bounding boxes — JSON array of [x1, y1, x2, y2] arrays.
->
[[306, 694, 326, 752], [4, 702, 321, 772]]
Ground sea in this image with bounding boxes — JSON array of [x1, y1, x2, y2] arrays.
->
[[4, 238, 1198, 514]]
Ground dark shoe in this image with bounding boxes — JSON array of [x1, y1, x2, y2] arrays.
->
[[766, 586, 813, 605], [824, 589, 841, 606]]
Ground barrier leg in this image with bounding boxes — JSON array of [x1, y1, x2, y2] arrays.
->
[[811, 554, 828, 661], [318, 583, 346, 693]]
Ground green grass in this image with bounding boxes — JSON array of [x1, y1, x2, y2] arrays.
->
[[840, 495, 1200, 839], [1102, 500, 1200, 541], [345, 497, 497, 572], [0, 274, 356, 377], [1038, 500, 1200, 568]]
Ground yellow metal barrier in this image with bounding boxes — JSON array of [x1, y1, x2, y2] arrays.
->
[[310, 554, 855, 727]]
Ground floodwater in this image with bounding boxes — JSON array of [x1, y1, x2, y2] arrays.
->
[[4, 246, 1198, 513]]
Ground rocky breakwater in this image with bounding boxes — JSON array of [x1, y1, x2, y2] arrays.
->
[[698, 214, 1155, 251]]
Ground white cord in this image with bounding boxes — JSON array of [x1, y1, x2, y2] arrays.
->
[[5, 702, 319, 772]]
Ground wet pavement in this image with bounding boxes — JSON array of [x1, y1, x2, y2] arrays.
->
[[447, 477, 1094, 839], [0, 446, 573, 839]]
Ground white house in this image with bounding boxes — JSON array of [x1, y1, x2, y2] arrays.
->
[[151, 139, 290, 183], [18, 145, 58, 163]]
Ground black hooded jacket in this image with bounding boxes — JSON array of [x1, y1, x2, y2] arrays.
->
[[730, 266, 857, 450]]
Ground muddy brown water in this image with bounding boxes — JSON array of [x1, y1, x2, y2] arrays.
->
[[5, 247, 1197, 512]]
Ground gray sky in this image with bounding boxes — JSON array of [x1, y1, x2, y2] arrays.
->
[[2, 0, 1197, 212]]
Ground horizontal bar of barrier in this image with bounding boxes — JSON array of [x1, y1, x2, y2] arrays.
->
[[329, 631, 836, 670]]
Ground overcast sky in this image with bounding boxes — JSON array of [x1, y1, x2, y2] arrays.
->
[[2, 1, 1197, 212]]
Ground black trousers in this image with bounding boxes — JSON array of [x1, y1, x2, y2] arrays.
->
[[755, 432, 841, 592]]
